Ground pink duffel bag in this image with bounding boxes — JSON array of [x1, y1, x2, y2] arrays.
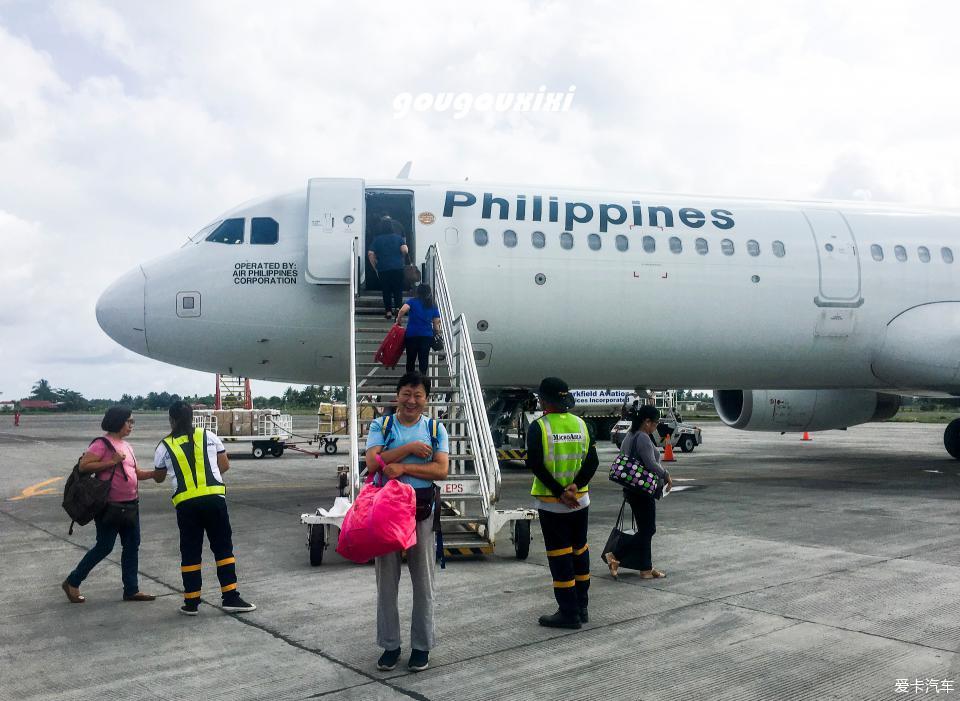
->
[[335, 475, 417, 563]]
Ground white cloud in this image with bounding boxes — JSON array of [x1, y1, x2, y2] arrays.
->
[[2, 0, 960, 399]]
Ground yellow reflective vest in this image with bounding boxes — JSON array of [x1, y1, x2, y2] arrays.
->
[[530, 413, 590, 498], [161, 428, 225, 505]]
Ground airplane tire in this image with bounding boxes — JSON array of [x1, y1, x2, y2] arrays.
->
[[308, 524, 325, 566], [514, 519, 530, 560], [945, 418, 960, 460], [679, 435, 696, 453]]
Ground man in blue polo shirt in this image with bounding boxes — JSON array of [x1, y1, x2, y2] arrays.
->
[[365, 371, 449, 673], [367, 217, 408, 318]]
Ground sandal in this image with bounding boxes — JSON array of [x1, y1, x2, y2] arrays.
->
[[61, 580, 85, 603], [639, 569, 667, 579], [605, 554, 620, 579]]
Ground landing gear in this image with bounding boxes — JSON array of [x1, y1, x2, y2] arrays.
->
[[945, 418, 960, 460], [487, 389, 536, 460]]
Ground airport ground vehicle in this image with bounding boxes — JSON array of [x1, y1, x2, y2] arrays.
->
[[610, 412, 703, 452], [193, 409, 293, 458]]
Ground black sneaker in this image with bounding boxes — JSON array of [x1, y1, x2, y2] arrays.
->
[[538, 610, 582, 629], [377, 647, 401, 671], [408, 649, 429, 672], [222, 595, 256, 613], [579, 607, 589, 624], [179, 601, 199, 616]]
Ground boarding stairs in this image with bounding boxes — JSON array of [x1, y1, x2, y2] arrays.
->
[[301, 241, 535, 564]]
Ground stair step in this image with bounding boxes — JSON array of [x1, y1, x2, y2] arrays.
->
[[442, 540, 493, 550], [357, 387, 457, 395], [355, 402, 462, 409]]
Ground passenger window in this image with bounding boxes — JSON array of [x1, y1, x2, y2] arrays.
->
[[205, 218, 244, 244], [669, 236, 682, 254], [918, 246, 931, 263], [695, 238, 708, 255], [251, 217, 279, 245], [721, 239, 734, 256], [870, 244, 883, 261], [560, 232, 574, 250], [642, 235, 656, 253], [532, 231, 546, 249], [772, 240, 786, 257], [747, 239, 760, 257], [615, 235, 628, 252], [894, 245, 907, 262], [474, 228, 489, 246], [588, 233, 601, 251], [943, 247, 955, 264], [503, 230, 518, 248]]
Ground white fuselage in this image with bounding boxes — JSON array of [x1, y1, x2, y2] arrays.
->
[[96, 179, 960, 394]]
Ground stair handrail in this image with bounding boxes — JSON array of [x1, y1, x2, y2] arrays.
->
[[424, 245, 501, 508], [348, 237, 362, 500]]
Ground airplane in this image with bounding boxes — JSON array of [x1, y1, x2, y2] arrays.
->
[[95, 176, 960, 460]]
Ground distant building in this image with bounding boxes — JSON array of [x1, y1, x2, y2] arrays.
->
[[18, 400, 61, 410]]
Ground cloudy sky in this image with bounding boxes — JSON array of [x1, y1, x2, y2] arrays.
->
[[1, 0, 959, 401]]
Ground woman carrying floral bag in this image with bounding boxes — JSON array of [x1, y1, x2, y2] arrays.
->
[[602, 404, 673, 579]]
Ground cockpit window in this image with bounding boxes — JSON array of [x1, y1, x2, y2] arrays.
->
[[206, 218, 244, 244], [251, 218, 279, 245], [185, 220, 222, 245]]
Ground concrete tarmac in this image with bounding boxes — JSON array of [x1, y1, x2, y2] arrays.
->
[[1, 414, 958, 701]]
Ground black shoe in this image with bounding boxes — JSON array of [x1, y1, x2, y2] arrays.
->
[[179, 601, 199, 616], [408, 649, 429, 672], [579, 608, 589, 624], [377, 647, 401, 671], [538, 610, 582, 629], [222, 595, 256, 613]]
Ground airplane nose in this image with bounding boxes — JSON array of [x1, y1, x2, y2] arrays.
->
[[96, 266, 148, 356]]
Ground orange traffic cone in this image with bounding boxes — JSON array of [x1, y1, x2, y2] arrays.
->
[[801, 431, 812, 441], [662, 435, 677, 462]]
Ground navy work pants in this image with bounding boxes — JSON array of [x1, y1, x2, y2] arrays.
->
[[538, 507, 590, 617], [175, 495, 239, 603]]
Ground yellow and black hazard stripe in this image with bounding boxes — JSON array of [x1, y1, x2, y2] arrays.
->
[[497, 449, 528, 461], [443, 545, 495, 557]]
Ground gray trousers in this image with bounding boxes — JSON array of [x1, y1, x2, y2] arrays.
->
[[375, 517, 436, 651]]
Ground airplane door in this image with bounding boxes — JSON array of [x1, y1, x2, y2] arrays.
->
[[803, 209, 863, 308], [305, 177, 365, 284]]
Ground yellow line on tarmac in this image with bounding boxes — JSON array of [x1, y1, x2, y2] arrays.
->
[[9, 477, 63, 501]]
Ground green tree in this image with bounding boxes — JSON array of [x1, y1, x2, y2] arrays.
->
[[55, 388, 89, 411], [30, 379, 57, 401]]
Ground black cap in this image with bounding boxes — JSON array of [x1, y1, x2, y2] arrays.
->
[[538, 377, 575, 410]]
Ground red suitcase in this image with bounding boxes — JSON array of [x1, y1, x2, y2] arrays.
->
[[374, 325, 406, 369]]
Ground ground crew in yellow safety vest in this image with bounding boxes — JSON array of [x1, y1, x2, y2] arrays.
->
[[151, 401, 256, 616], [526, 377, 599, 629]]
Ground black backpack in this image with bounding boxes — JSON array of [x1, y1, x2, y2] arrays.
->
[[62, 437, 122, 535]]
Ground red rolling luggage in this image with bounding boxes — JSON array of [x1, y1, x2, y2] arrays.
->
[[374, 324, 406, 368]]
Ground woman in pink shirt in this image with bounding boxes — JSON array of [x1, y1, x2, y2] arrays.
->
[[62, 406, 157, 603]]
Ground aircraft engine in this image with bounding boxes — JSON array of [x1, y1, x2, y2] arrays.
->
[[714, 390, 901, 432]]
